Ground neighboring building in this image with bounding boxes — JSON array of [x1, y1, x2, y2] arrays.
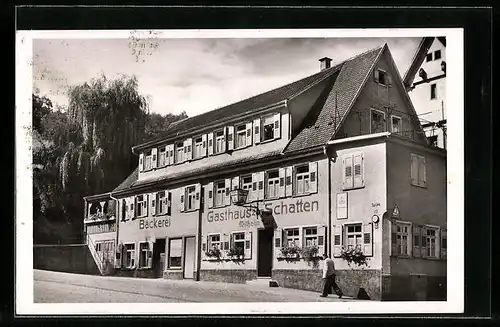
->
[[84, 43, 447, 300], [403, 37, 447, 149]]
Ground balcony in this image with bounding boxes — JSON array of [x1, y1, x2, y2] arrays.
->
[[85, 199, 116, 224]]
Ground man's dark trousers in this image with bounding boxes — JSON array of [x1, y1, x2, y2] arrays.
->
[[322, 274, 343, 297]]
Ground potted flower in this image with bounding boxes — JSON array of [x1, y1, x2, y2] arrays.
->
[[227, 246, 245, 261], [300, 245, 319, 267], [280, 244, 301, 260], [205, 247, 222, 261]]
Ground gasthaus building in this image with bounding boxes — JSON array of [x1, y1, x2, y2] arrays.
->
[[85, 44, 447, 301]]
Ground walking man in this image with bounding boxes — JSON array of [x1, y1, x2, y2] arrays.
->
[[320, 253, 343, 298]]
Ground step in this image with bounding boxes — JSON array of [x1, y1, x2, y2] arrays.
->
[[246, 277, 279, 288]]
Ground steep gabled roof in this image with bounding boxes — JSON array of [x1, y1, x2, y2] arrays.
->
[[133, 65, 341, 151], [403, 37, 446, 89], [284, 45, 385, 153], [112, 167, 138, 192]]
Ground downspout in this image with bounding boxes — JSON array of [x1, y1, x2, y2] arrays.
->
[[323, 145, 332, 257], [109, 194, 120, 262], [196, 186, 204, 281]]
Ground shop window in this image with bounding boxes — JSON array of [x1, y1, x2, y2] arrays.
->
[[193, 136, 203, 159], [215, 130, 225, 154], [214, 181, 226, 207], [411, 153, 427, 187], [265, 170, 280, 199], [208, 234, 221, 250], [144, 149, 152, 171], [175, 141, 184, 163], [434, 50, 442, 60], [426, 53, 433, 62], [303, 227, 318, 247], [295, 165, 310, 195], [168, 238, 182, 268], [262, 115, 275, 142], [285, 228, 300, 247], [235, 124, 247, 149], [391, 221, 411, 256], [139, 242, 149, 268], [371, 109, 386, 134], [124, 243, 136, 268], [391, 115, 402, 134], [430, 83, 437, 100], [158, 146, 167, 167], [231, 232, 245, 252], [186, 186, 196, 211], [136, 195, 147, 217], [345, 224, 362, 250]]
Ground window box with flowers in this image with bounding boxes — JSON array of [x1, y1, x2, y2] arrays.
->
[[279, 244, 302, 261], [340, 246, 369, 267], [300, 245, 321, 268], [205, 247, 222, 261], [227, 246, 245, 261]]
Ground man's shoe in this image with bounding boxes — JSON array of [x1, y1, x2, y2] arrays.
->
[[338, 294, 342, 299], [320, 295, 327, 297]]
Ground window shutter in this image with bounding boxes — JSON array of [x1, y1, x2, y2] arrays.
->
[[420, 156, 427, 187], [150, 192, 156, 216], [195, 183, 201, 210], [435, 227, 441, 259], [309, 161, 318, 193], [200, 134, 207, 157], [387, 75, 393, 87], [412, 225, 421, 258], [441, 228, 447, 259], [274, 228, 282, 259], [421, 226, 428, 258], [224, 178, 231, 206], [186, 138, 193, 161], [285, 166, 293, 197], [201, 235, 207, 260], [333, 225, 343, 257], [246, 122, 253, 146], [147, 241, 153, 268], [353, 153, 364, 188], [145, 194, 149, 216], [374, 69, 380, 83], [343, 154, 354, 190], [133, 196, 137, 219], [253, 118, 261, 144], [410, 154, 418, 185], [114, 243, 122, 268], [180, 187, 185, 212], [273, 113, 281, 139], [207, 182, 214, 209], [363, 223, 373, 256], [207, 132, 214, 156], [278, 168, 286, 198], [167, 191, 172, 215], [390, 221, 397, 256], [232, 176, 240, 192], [227, 126, 234, 151], [251, 173, 258, 202], [221, 128, 227, 153], [151, 148, 158, 168], [139, 153, 144, 172], [317, 226, 326, 257], [244, 231, 252, 259], [257, 172, 265, 200], [223, 233, 230, 254]]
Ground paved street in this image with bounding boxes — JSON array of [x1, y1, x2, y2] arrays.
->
[[34, 269, 361, 303]]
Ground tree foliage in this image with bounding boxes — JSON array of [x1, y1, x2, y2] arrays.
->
[[33, 74, 187, 244]]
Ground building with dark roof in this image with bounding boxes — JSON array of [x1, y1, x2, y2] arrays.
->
[[84, 43, 447, 301]]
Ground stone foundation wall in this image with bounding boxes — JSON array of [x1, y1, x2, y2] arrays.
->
[[33, 244, 100, 275], [164, 270, 183, 280], [382, 274, 446, 301], [115, 268, 156, 278], [200, 269, 257, 284], [272, 269, 323, 293]]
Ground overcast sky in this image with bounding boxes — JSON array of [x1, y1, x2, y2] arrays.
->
[[33, 37, 421, 117]]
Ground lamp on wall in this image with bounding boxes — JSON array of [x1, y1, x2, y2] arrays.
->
[[230, 188, 273, 225]]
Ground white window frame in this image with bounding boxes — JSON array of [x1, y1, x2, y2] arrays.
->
[[345, 223, 363, 250], [370, 108, 386, 134], [234, 124, 247, 149], [185, 186, 196, 211], [295, 165, 310, 195], [157, 191, 167, 215], [265, 170, 280, 199], [424, 225, 439, 258], [411, 153, 427, 188], [158, 147, 167, 167], [214, 181, 226, 208], [303, 226, 318, 247], [168, 238, 183, 269], [215, 129, 225, 154], [231, 231, 246, 252], [124, 242, 136, 268], [136, 195, 147, 217], [240, 175, 253, 202], [144, 149, 153, 171], [261, 114, 275, 142], [208, 233, 221, 250], [175, 142, 184, 163], [284, 228, 300, 247], [390, 115, 402, 134], [138, 241, 149, 268], [391, 220, 412, 257], [193, 136, 204, 159]]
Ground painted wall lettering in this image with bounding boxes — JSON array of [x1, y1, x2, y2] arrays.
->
[[139, 217, 171, 230]]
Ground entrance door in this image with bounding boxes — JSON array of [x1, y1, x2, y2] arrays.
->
[[183, 237, 196, 279], [153, 238, 166, 278], [257, 229, 274, 277]]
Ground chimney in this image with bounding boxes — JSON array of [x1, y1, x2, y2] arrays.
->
[[319, 57, 332, 71]]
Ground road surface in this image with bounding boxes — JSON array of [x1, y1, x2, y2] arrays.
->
[[34, 269, 359, 303]]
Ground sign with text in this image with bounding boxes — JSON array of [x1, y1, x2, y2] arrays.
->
[[337, 193, 348, 219], [138, 217, 171, 230]]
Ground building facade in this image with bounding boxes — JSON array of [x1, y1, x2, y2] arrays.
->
[[403, 37, 447, 149], [84, 44, 447, 300]]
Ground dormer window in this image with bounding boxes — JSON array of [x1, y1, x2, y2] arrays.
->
[[193, 136, 203, 159], [175, 142, 184, 163], [235, 124, 247, 149], [158, 147, 167, 167], [144, 150, 152, 171], [215, 130, 225, 154], [262, 115, 275, 142]]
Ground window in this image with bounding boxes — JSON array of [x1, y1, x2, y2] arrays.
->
[[157, 191, 169, 215], [186, 186, 196, 211], [304, 227, 318, 247], [214, 181, 226, 207], [193, 137, 203, 159], [265, 170, 280, 199], [136, 195, 147, 217], [234, 124, 246, 149], [95, 242, 102, 252], [391, 221, 411, 256], [285, 228, 300, 247], [262, 115, 275, 142], [430, 83, 437, 99], [139, 242, 149, 268], [377, 69, 388, 85], [208, 234, 221, 249], [434, 50, 442, 60], [425, 53, 433, 62], [391, 115, 402, 133], [168, 238, 182, 268], [295, 165, 310, 195], [427, 135, 438, 147], [144, 150, 152, 171], [175, 142, 184, 163], [232, 232, 245, 252], [371, 109, 386, 134], [124, 243, 135, 268], [411, 154, 427, 187], [343, 152, 364, 190], [241, 175, 253, 202], [215, 130, 225, 154], [425, 228, 438, 258], [346, 224, 362, 250], [158, 147, 166, 167]]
